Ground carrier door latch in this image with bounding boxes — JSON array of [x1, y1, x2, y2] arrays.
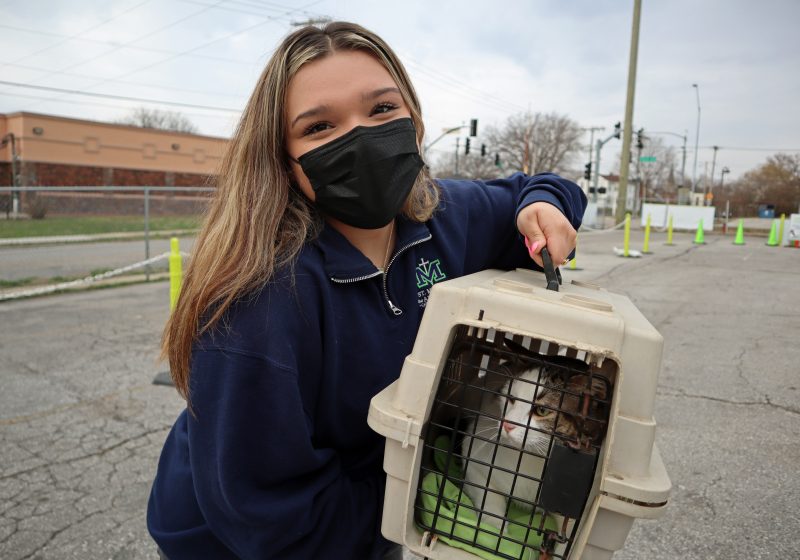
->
[[540, 247, 563, 292]]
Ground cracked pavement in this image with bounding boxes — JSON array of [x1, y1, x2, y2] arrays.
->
[[1, 229, 799, 560], [0, 284, 183, 560]]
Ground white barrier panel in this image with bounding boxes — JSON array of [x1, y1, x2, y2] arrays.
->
[[641, 203, 716, 231], [583, 202, 599, 228], [786, 214, 800, 245]]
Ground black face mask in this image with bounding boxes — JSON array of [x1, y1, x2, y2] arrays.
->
[[294, 117, 424, 229]]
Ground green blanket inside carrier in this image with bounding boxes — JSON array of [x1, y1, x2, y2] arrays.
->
[[417, 435, 558, 560]]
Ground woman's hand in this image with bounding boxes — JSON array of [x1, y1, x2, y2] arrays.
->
[[516, 202, 577, 268]]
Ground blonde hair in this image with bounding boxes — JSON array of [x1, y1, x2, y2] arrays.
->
[[163, 21, 439, 402]]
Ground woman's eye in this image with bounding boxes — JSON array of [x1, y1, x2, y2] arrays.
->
[[533, 406, 553, 418], [370, 101, 398, 116], [303, 122, 331, 136]]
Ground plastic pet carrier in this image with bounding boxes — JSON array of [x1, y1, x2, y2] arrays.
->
[[368, 256, 671, 560]]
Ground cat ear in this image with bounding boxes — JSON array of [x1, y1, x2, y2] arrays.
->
[[501, 338, 540, 372]]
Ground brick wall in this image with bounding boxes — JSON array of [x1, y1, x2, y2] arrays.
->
[[4, 161, 212, 188], [3, 161, 215, 216], [28, 162, 105, 186], [0, 162, 11, 186]]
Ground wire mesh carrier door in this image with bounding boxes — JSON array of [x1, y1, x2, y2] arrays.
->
[[416, 326, 616, 560], [367, 265, 671, 560]]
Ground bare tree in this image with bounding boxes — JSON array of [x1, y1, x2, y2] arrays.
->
[[119, 107, 199, 134], [484, 111, 583, 176], [633, 136, 678, 202], [718, 153, 800, 216]]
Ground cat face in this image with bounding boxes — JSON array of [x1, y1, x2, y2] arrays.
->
[[497, 366, 609, 454]]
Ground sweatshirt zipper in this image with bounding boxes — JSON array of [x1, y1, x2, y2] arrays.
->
[[329, 233, 433, 317], [382, 233, 433, 316], [330, 271, 382, 284]]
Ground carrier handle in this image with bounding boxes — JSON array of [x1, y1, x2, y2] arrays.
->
[[540, 247, 562, 292]]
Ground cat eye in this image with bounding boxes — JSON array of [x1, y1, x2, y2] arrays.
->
[[533, 405, 553, 418]]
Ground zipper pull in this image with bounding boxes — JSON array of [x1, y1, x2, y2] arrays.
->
[[387, 299, 403, 316]]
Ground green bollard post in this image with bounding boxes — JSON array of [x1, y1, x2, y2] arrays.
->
[[569, 236, 582, 270], [778, 213, 786, 246], [642, 213, 652, 254], [623, 213, 631, 257], [665, 214, 675, 245], [169, 237, 183, 311]]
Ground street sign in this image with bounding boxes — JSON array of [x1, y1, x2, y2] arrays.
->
[[639, 156, 657, 162]]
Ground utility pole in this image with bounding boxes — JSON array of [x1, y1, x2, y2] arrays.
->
[[636, 130, 644, 213], [454, 137, 460, 176], [615, 0, 642, 224], [692, 83, 701, 195], [708, 145, 719, 206], [681, 131, 687, 189]]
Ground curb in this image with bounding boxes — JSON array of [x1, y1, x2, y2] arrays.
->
[[0, 230, 198, 247], [0, 272, 170, 302]]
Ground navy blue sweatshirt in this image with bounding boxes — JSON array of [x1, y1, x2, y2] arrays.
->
[[147, 173, 586, 560]]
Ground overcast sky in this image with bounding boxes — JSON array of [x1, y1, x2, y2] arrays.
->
[[1, 0, 798, 180]]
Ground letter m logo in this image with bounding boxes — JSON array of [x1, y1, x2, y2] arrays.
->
[[416, 258, 447, 289]]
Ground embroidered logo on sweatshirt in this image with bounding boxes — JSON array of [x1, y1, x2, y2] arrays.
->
[[416, 258, 447, 308]]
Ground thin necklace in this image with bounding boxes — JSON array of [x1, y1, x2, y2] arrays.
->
[[379, 221, 394, 273]]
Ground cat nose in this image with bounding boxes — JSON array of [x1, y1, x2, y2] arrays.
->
[[502, 421, 516, 433]]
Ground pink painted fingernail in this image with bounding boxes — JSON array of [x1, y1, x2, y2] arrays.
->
[[528, 240, 540, 257]]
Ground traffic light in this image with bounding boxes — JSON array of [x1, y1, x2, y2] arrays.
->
[[613, 121, 621, 139], [469, 118, 478, 137], [481, 143, 486, 157], [584, 162, 592, 180], [494, 153, 501, 167], [465, 138, 470, 155], [636, 128, 644, 149]]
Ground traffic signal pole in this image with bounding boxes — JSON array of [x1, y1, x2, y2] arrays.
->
[[592, 125, 621, 203], [615, 0, 642, 224]]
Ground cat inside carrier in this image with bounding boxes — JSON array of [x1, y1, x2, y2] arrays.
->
[[368, 264, 671, 560], [415, 325, 616, 560]]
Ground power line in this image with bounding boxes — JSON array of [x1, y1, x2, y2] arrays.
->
[[2, 61, 250, 101], [0, 80, 241, 113], [699, 146, 800, 152], [90, 0, 324, 85], [0, 0, 153, 72], [178, 0, 310, 18], [400, 54, 529, 114], [0, 23, 257, 66], [2, 91, 240, 122], [407, 64, 525, 116], [13, 1, 323, 112], [20, 0, 229, 88]]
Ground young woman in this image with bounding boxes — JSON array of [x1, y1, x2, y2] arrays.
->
[[147, 21, 586, 560]]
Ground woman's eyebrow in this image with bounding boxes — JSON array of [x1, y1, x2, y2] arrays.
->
[[291, 104, 331, 129], [362, 87, 401, 100]]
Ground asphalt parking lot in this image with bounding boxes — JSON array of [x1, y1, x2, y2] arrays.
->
[[1, 229, 798, 560]]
